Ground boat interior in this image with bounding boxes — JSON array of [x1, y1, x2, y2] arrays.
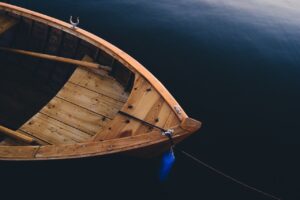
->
[[0, 10, 135, 146]]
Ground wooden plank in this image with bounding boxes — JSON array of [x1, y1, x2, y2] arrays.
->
[[94, 75, 161, 140], [12, 54, 125, 145], [119, 89, 160, 136], [29, 21, 48, 51], [19, 113, 92, 144], [17, 130, 50, 145], [69, 56, 129, 102], [35, 129, 189, 159], [0, 146, 38, 159], [94, 75, 183, 140], [0, 127, 190, 160], [93, 76, 146, 140], [57, 82, 123, 119], [122, 75, 150, 111], [164, 111, 180, 129], [118, 76, 160, 136], [45, 28, 63, 54], [0, 138, 23, 146], [93, 114, 131, 140], [0, 14, 17, 35], [40, 97, 110, 136], [134, 98, 172, 135]]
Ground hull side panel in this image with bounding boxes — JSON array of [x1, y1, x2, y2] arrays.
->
[[0, 3, 201, 160]]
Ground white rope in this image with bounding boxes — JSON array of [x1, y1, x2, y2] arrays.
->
[[178, 149, 281, 200]]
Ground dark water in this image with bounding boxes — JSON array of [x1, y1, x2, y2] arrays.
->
[[1, 0, 300, 199]]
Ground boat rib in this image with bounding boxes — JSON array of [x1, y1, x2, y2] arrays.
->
[[0, 2, 201, 160]]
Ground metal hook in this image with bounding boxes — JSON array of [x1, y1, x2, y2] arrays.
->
[[162, 129, 174, 146], [70, 16, 80, 29]]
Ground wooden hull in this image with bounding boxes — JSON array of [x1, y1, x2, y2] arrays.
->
[[0, 3, 201, 160]]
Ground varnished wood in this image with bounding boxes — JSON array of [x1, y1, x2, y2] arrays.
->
[[20, 113, 92, 144], [17, 56, 125, 144], [57, 82, 123, 119], [0, 129, 190, 160], [40, 97, 109, 136], [181, 118, 202, 132], [0, 14, 17, 35], [0, 47, 112, 71], [93, 74, 182, 141], [0, 125, 36, 144], [0, 3, 202, 160], [68, 56, 129, 102], [0, 3, 188, 120]]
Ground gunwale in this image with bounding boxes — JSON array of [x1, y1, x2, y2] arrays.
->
[[0, 3, 201, 160], [0, 2, 187, 120]]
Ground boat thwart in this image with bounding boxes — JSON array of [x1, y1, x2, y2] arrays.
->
[[0, 2, 201, 160]]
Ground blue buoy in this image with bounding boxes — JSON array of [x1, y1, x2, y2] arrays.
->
[[159, 148, 176, 181]]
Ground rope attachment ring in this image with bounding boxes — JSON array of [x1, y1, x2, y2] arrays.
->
[[162, 129, 175, 147]]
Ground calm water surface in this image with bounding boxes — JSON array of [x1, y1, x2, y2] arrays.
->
[[1, 0, 300, 199]]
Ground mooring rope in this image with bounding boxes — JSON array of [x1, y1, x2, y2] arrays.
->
[[177, 148, 281, 200], [118, 111, 280, 200]]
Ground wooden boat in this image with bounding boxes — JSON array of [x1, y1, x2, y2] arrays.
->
[[0, 3, 201, 160]]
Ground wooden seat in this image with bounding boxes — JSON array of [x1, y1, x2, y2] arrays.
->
[[17, 56, 129, 145], [0, 14, 17, 35]]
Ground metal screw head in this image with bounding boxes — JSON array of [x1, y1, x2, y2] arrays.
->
[[174, 105, 182, 114]]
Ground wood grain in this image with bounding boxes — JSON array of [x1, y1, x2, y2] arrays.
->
[[0, 3, 189, 120], [16, 55, 127, 144], [20, 113, 91, 144], [57, 82, 123, 119], [94, 74, 182, 141], [69, 56, 128, 102], [0, 14, 17, 35], [0, 3, 202, 160], [0, 47, 112, 71], [40, 97, 110, 136]]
